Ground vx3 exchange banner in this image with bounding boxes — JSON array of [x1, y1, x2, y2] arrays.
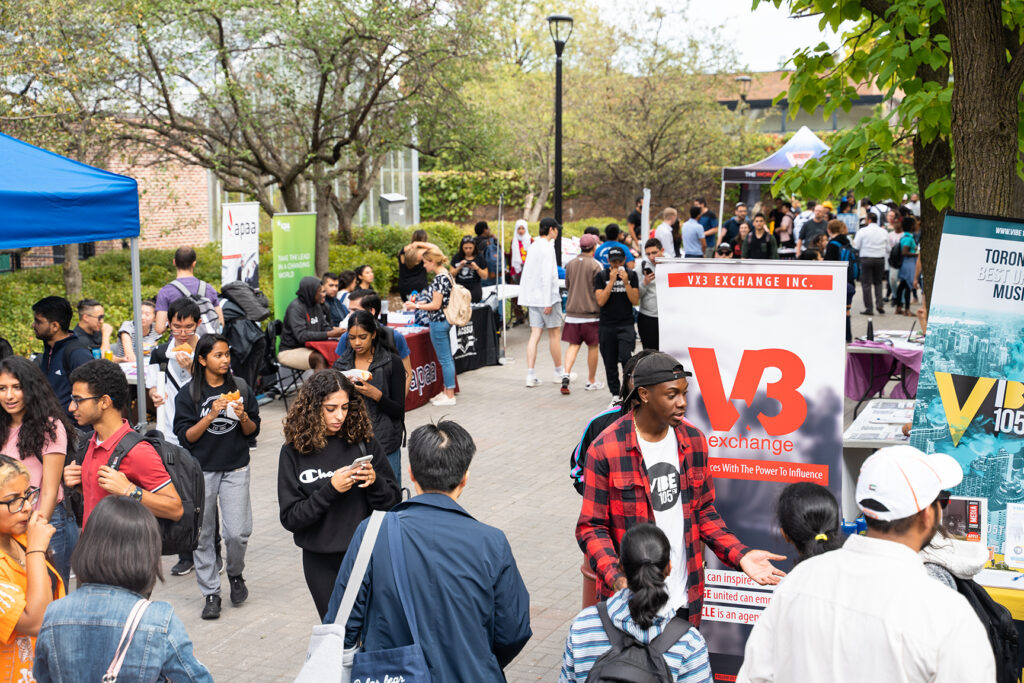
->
[[656, 258, 847, 679]]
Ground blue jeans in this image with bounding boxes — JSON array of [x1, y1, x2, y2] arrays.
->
[[428, 320, 456, 389], [49, 503, 79, 586], [387, 449, 402, 490]]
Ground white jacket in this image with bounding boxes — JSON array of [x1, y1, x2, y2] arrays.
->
[[517, 238, 560, 307]]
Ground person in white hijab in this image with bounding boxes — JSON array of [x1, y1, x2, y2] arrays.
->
[[510, 220, 533, 280]]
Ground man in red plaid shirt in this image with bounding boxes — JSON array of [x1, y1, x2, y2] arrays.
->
[[576, 352, 785, 627]]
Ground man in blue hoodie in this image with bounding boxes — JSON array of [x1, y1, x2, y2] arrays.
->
[[326, 420, 532, 681]]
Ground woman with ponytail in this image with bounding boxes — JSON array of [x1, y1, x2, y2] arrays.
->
[[560, 524, 711, 682], [776, 482, 843, 563]]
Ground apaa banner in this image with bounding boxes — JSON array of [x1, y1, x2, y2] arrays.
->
[[221, 202, 260, 288], [656, 259, 846, 679], [910, 212, 1024, 573], [272, 213, 316, 322]]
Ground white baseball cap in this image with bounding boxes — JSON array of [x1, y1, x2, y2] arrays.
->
[[855, 446, 963, 521]]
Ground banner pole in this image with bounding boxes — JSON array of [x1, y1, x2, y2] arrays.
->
[[498, 195, 514, 364], [130, 238, 146, 429]]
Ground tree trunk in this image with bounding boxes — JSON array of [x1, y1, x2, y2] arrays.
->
[[944, 0, 1024, 219], [314, 179, 333, 276], [62, 245, 82, 302], [527, 177, 551, 222]]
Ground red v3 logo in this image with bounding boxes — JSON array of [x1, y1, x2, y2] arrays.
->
[[689, 348, 807, 436]]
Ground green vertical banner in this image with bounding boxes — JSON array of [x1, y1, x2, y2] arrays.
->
[[272, 212, 317, 321]]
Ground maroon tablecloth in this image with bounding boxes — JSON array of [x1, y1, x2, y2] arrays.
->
[[307, 328, 450, 410]]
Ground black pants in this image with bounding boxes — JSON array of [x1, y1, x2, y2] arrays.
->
[[896, 278, 912, 310], [637, 313, 659, 350], [302, 548, 345, 621], [599, 324, 636, 395], [859, 257, 886, 312]]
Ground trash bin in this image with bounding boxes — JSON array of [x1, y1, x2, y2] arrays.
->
[[581, 562, 598, 609], [378, 193, 407, 226]]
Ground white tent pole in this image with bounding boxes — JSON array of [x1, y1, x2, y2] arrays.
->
[[717, 179, 727, 245], [130, 238, 146, 428]]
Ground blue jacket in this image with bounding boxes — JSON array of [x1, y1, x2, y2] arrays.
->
[[36, 335, 93, 418], [33, 584, 212, 683], [325, 494, 532, 682]]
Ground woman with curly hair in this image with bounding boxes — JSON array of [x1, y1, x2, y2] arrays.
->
[[0, 356, 78, 584], [277, 370, 400, 619]]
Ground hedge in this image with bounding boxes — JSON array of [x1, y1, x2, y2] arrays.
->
[[419, 170, 577, 222], [0, 221, 470, 356]]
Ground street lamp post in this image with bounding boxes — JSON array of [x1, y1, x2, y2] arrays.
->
[[547, 13, 572, 266]]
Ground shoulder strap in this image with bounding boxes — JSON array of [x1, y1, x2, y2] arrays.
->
[[331, 510, 385, 626], [170, 279, 191, 296], [197, 280, 208, 297], [108, 430, 144, 470], [596, 601, 627, 651], [103, 598, 150, 682], [649, 615, 692, 655]]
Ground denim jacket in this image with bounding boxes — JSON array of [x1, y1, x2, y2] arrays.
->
[[33, 584, 212, 683]]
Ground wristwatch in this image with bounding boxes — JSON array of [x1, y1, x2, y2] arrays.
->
[[129, 486, 143, 502]]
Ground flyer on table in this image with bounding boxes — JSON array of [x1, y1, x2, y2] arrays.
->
[[910, 212, 1024, 574], [656, 258, 847, 678]]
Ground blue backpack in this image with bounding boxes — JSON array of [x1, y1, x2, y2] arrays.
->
[[829, 239, 860, 280]]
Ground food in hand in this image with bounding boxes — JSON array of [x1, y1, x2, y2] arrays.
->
[[173, 343, 194, 354], [221, 390, 242, 402], [341, 369, 372, 382]]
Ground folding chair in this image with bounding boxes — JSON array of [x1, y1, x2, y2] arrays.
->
[[266, 320, 302, 409]]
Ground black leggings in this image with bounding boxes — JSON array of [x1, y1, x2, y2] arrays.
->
[[302, 548, 345, 621], [896, 278, 912, 310], [636, 313, 659, 350]]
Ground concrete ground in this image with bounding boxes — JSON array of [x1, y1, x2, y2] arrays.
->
[[143, 284, 917, 681]]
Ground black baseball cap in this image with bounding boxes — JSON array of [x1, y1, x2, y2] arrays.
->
[[624, 352, 692, 403], [607, 246, 626, 262], [716, 243, 732, 253]]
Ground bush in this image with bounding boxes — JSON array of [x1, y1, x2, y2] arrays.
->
[[352, 221, 465, 262]]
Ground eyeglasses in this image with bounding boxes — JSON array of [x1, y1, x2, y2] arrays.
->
[[87, 313, 105, 321], [0, 487, 39, 514], [170, 323, 197, 333], [69, 395, 102, 406]]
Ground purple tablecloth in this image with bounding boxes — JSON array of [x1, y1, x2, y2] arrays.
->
[[845, 341, 923, 400]]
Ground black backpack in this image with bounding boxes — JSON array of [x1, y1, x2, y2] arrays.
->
[[888, 241, 904, 269], [220, 281, 271, 322], [66, 428, 205, 555], [587, 602, 691, 683], [952, 576, 1021, 683]]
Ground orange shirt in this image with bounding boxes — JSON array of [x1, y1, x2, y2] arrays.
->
[[0, 534, 64, 682]]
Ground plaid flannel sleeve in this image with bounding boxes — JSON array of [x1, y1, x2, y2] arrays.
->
[[690, 430, 750, 568], [576, 440, 624, 590]]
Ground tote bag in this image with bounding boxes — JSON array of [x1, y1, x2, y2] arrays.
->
[[294, 511, 385, 683], [349, 512, 430, 681]]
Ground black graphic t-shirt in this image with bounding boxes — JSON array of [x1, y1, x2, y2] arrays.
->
[[173, 377, 260, 471], [594, 268, 639, 326]]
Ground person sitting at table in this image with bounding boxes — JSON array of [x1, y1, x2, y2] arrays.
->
[[353, 265, 375, 292], [335, 292, 412, 396], [333, 310, 407, 489], [451, 236, 488, 303], [279, 277, 344, 372], [112, 300, 161, 363], [73, 299, 118, 361]]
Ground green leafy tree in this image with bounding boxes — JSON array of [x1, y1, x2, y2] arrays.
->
[[756, 0, 1024, 300]]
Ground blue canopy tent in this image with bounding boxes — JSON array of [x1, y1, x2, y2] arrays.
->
[[0, 132, 148, 424], [717, 125, 830, 233]]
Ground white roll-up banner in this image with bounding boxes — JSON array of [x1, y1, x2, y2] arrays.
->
[[221, 202, 260, 288]]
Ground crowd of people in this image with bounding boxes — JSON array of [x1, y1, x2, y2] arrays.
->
[[0, 188, 1003, 683]]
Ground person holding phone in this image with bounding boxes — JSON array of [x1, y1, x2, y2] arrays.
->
[[450, 236, 488, 303], [636, 238, 663, 350], [278, 370, 400, 619]]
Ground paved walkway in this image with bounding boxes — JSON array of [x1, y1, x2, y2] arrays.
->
[[146, 295, 916, 681]]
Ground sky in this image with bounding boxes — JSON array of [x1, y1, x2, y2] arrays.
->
[[594, 0, 849, 73]]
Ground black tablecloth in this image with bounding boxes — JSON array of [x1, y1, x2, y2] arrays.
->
[[454, 305, 499, 373]]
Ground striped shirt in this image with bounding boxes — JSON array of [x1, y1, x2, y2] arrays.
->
[[559, 589, 712, 682]]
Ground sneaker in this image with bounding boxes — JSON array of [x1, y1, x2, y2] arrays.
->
[[525, 376, 542, 387], [170, 558, 194, 576], [201, 594, 221, 620], [229, 575, 248, 606], [430, 394, 457, 406], [608, 398, 621, 409], [876, 306, 885, 314], [554, 371, 578, 383], [584, 382, 605, 392], [560, 377, 570, 395]]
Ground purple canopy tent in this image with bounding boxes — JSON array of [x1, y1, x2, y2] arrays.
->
[[717, 126, 830, 234]]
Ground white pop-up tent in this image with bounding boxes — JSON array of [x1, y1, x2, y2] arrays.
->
[[717, 125, 830, 224], [0, 132, 148, 425]]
